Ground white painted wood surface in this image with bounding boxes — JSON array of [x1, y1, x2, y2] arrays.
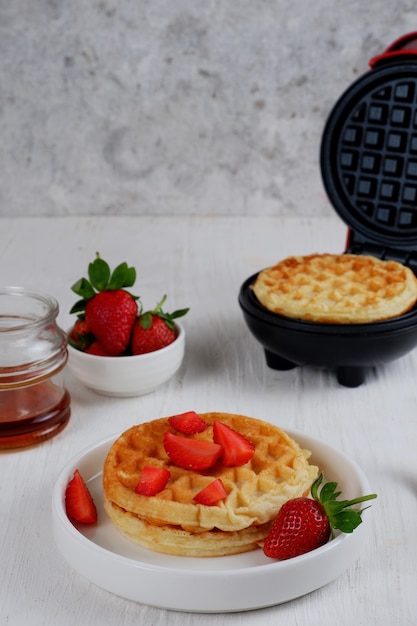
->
[[1, 216, 416, 626]]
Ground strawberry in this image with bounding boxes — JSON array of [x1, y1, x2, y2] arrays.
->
[[131, 295, 189, 355], [65, 469, 98, 524], [85, 290, 137, 355], [84, 340, 112, 356], [194, 478, 227, 506], [134, 466, 171, 496], [132, 315, 175, 354], [263, 474, 377, 560], [163, 431, 222, 470], [213, 421, 255, 466], [68, 318, 94, 351], [70, 254, 138, 356], [168, 411, 208, 435]]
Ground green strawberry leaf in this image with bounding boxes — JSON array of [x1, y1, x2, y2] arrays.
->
[[71, 278, 96, 300], [312, 473, 377, 536], [69, 299, 90, 315], [108, 262, 136, 290], [157, 308, 190, 330], [158, 316, 175, 330], [88, 257, 111, 291], [139, 296, 190, 331], [323, 499, 350, 517], [69, 254, 140, 316], [168, 307, 190, 320], [317, 481, 340, 503], [330, 508, 365, 533], [139, 311, 153, 329]]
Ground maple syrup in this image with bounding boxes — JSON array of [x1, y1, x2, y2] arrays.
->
[[0, 287, 71, 449]]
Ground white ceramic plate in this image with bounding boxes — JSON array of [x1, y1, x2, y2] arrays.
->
[[52, 430, 374, 613]]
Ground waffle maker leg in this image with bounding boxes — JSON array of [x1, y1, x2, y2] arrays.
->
[[336, 366, 366, 387], [265, 349, 367, 387], [264, 349, 297, 370]]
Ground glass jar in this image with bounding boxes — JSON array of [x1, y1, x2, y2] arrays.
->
[[0, 287, 71, 449]]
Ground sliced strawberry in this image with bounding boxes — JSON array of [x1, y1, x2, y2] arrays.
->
[[193, 478, 227, 506], [163, 431, 222, 470], [168, 411, 208, 435], [134, 465, 171, 496], [213, 421, 255, 466], [65, 469, 98, 524]]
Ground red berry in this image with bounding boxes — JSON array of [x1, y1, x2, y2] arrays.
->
[[85, 290, 138, 356], [69, 319, 90, 341], [168, 411, 208, 435], [263, 474, 377, 560], [131, 315, 176, 355], [68, 319, 94, 351], [134, 466, 171, 496], [193, 478, 227, 506], [69, 256, 138, 355], [130, 295, 189, 355], [65, 469, 98, 524], [263, 498, 330, 560], [163, 431, 222, 470], [213, 421, 255, 466], [84, 341, 112, 356]]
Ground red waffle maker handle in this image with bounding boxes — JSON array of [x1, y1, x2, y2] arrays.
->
[[369, 31, 417, 68]]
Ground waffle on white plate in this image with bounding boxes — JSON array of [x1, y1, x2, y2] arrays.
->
[[103, 412, 318, 557]]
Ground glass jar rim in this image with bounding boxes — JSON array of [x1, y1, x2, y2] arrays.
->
[[0, 286, 59, 333]]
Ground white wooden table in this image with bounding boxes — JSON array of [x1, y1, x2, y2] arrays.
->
[[1, 216, 415, 626]]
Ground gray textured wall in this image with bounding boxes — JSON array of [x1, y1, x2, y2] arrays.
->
[[1, 1, 416, 217]]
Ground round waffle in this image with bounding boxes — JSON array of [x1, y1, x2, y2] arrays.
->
[[252, 253, 417, 324], [103, 412, 318, 557]]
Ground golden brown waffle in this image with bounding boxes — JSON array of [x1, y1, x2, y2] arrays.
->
[[252, 253, 417, 324], [103, 412, 318, 557]]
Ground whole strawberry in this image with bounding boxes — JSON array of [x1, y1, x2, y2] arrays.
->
[[85, 290, 137, 355], [68, 318, 94, 351], [131, 295, 189, 355], [263, 474, 377, 560], [70, 254, 138, 356]]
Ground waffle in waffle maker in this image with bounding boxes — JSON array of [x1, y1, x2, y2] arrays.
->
[[239, 32, 417, 387]]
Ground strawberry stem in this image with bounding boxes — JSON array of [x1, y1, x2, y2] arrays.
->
[[342, 494, 378, 506], [139, 295, 190, 330], [312, 473, 377, 535]]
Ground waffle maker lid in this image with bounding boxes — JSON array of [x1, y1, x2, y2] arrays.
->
[[320, 32, 417, 271]]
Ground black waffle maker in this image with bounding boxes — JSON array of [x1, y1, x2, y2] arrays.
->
[[239, 32, 417, 387]]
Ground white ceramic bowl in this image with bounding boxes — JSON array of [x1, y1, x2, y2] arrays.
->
[[52, 429, 375, 612], [66, 322, 185, 397]]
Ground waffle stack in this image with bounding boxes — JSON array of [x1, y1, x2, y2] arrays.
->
[[103, 412, 318, 557]]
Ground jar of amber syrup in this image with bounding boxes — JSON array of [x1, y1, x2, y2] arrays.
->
[[0, 287, 71, 449]]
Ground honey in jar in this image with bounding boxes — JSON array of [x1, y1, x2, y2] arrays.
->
[[0, 287, 70, 449]]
